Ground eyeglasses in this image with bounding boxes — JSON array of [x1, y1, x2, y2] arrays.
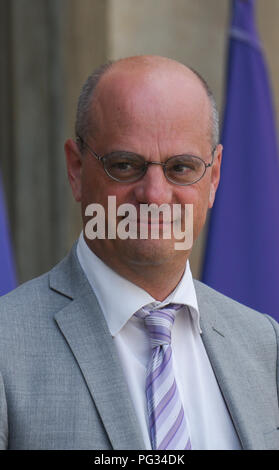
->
[[77, 135, 216, 186]]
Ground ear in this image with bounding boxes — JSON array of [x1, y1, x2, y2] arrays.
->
[[64, 139, 83, 202], [208, 144, 222, 208]]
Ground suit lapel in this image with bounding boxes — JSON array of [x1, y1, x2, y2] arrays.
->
[[50, 246, 145, 450], [195, 281, 278, 450]]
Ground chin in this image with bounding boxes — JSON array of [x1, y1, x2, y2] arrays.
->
[[119, 238, 179, 267]]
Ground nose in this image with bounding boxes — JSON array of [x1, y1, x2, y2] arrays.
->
[[133, 163, 173, 205]]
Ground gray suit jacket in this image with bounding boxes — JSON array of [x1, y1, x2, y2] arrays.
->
[[0, 244, 278, 450]]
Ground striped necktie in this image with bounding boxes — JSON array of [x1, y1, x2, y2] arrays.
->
[[136, 303, 191, 450]]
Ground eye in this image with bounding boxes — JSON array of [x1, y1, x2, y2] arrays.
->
[[172, 163, 195, 173], [168, 159, 197, 174], [110, 161, 134, 171], [104, 152, 145, 181]]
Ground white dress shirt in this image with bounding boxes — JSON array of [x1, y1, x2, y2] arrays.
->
[[77, 233, 241, 450]]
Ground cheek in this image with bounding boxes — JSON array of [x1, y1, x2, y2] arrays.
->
[[178, 182, 210, 209], [81, 164, 133, 211], [178, 184, 210, 237], [81, 158, 108, 202]]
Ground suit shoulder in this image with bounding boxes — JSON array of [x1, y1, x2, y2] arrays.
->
[[0, 271, 50, 309], [0, 263, 69, 322], [0, 243, 79, 312], [193, 279, 279, 331], [193, 279, 259, 315]]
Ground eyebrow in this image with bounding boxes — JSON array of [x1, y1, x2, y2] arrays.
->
[[102, 150, 203, 160]]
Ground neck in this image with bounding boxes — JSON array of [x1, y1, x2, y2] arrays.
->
[[85, 238, 189, 301], [119, 264, 186, 301]]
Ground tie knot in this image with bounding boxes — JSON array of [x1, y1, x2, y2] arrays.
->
[[136, 303, 182, 348]]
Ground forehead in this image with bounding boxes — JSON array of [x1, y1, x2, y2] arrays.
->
[[92, 65, 211, 152]]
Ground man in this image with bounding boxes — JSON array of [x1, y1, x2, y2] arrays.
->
[[0, 55, 278, 450]]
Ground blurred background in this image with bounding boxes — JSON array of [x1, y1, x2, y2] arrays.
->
[[1, 0, 279, 285]]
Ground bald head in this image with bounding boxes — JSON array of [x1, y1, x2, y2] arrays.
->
[[75, 55, 219, 150]]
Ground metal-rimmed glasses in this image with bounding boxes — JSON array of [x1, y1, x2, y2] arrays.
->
[[77, 135, 216, 186]]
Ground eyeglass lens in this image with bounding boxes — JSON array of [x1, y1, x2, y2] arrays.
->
[[103, 152, 206, 184]]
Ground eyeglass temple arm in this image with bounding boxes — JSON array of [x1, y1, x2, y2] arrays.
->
[[76, 135, 219, 168], [76, 135, 101, 161], [205, 145, 218, 168]]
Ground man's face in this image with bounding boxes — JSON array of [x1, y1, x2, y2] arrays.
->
[[66, 63, 222, 273]]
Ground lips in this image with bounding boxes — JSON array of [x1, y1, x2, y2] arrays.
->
[[122, 217, 174, 224], [116, 202, 184, 225]]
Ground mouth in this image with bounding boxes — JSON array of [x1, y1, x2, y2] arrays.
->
[[119, 217, 175, 227], [137, 217, 173, 224]]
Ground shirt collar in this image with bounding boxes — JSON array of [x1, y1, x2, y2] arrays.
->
[[76, 232, 202, 336]]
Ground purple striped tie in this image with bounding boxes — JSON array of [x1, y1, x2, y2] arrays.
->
[[136, 303, 191, 450]]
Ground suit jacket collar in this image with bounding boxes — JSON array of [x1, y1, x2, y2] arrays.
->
[[49, 243, 145, 450]]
